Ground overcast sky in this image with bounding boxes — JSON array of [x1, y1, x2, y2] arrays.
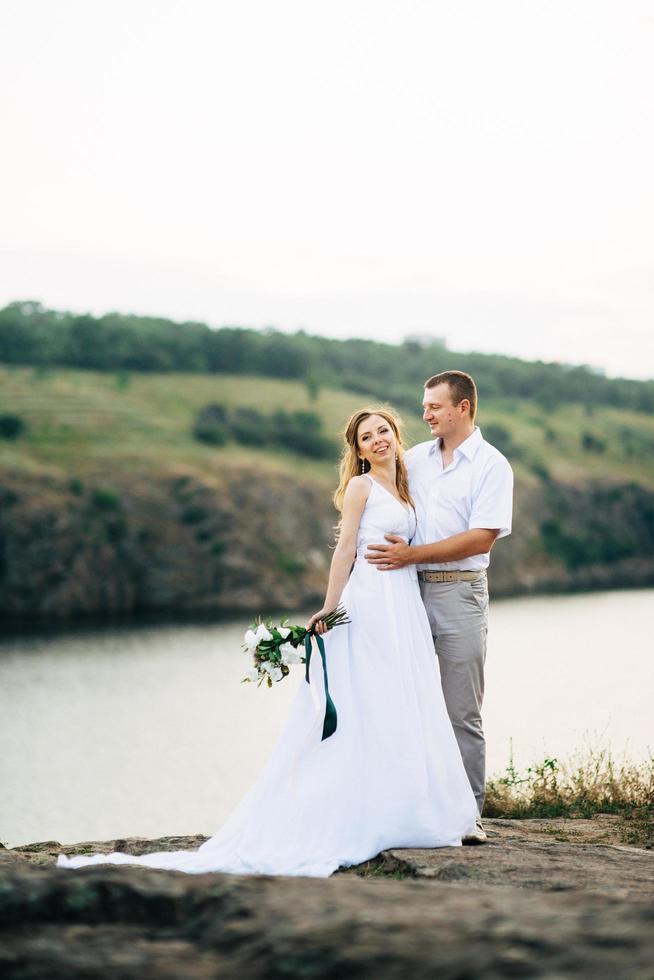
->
[[1, 0, 652, 379]]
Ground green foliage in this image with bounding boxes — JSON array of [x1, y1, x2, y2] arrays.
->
[[2, 300, 654, 414], [271, 545, 306, 576], [229, 407, 267, 447], [193, 403, 335, 459], [481, 422, 522, 460], [270, 409, 333, 458], [105, 517, 128, 543], [304, 370, 321, 403], [530, 461, 551, 483], [193, 404, 228, 446], [68, 477, 85, 496], [0, 487, 19, 507], [539, 482, 654, 569], [181, 505, 210, 525], [171, 475, 192, 496], [0, 413, 26, 439], [90, 487, 121, 511], [581, 431, 606, 453], [619, 426, 654, 459]]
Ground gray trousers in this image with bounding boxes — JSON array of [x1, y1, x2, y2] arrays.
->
[[419, 575, 489, 815]]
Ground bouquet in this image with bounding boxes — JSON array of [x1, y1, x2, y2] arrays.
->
[[241, 604, 350, 740]]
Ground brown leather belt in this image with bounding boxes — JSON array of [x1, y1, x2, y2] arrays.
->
[[417, 569, 486, 583]]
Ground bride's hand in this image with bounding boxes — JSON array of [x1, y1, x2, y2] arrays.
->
[[306, 609, 329, 635]]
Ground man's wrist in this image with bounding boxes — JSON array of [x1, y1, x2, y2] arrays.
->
[[409, 543, 442, 565]]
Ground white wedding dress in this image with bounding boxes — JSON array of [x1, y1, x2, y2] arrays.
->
[[57, 474, 478, 878]]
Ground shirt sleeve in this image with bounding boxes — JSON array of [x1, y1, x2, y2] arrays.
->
[[468, 456, 514, 538], [403, 445, 418, 472], [403, 441, 430, 472]]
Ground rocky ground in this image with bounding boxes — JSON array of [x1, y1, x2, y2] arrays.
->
[[2, 816, 653, 978]]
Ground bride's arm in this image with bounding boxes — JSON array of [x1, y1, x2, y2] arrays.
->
[[306, 476, 370, 633]]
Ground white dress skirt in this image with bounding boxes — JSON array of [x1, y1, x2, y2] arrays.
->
[[57, 474, 479, 878]]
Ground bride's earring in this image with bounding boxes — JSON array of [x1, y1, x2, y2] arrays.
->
[[360, 458, 364, 474]]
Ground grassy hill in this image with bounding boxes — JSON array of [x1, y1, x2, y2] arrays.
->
[[1, 364, 654, 620], [2, 364, 654, 489]]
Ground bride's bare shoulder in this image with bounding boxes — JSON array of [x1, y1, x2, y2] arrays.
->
[[344, 474, 373, 500]]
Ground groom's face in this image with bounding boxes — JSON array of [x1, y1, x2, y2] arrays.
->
[[422, 383, 461, 438]]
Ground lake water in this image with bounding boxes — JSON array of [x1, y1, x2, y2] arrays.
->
[[1, 589, 652, 848]]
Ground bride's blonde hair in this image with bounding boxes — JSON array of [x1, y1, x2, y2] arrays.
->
[[333, 407, 414, 526]]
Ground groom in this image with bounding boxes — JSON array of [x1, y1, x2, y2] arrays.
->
[[365, 370, 514, 844]]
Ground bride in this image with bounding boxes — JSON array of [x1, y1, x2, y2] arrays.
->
[[57, 407, 478, 878]]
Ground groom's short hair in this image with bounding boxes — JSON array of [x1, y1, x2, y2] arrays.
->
[[424, 370, 477, 422]]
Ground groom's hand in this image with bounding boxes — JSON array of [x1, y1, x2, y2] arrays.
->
[[364, 535, 412, 570]]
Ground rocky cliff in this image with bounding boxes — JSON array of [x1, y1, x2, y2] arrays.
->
[[1, 463, 653, 620], [0, 465, 333, 619]]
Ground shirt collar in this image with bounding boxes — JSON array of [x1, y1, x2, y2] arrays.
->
[[428, 426, 483, 461]]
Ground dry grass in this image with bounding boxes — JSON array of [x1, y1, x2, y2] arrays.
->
[[484, 746, 654, 847]]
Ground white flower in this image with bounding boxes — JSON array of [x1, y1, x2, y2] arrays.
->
[[278, 626, 291, 639], [243, 629, 258, 652], [261, 660, 273, 673], [242, 665, 259, 682], [255, 622, 273, 643], [269, 666, 283, 682], [279, 642, 302, 665]]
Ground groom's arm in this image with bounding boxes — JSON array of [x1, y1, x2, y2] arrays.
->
[[365, 528, 499, 570]]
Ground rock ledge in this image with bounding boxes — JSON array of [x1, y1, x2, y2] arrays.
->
[[2, 818, 653, 978]]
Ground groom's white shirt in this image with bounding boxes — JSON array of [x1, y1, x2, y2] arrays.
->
[[404, 426, 513, 572]]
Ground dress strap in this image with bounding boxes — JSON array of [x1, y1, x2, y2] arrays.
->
[[362, 473, 381, 494]]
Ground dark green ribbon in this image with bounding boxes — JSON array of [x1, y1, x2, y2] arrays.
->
[[304, 632, 338, 740]]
